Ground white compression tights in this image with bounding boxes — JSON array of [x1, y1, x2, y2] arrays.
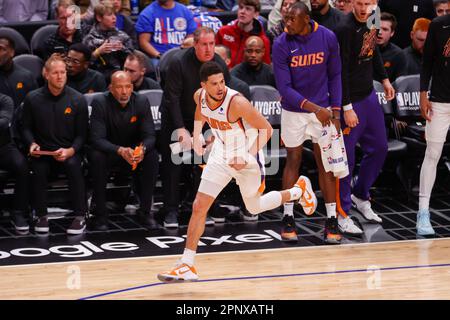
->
[[243, 191, 283, 215], [419, 141, 444, 211]]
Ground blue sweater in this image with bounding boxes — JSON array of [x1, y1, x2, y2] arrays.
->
[[272, 21, 342, 113]]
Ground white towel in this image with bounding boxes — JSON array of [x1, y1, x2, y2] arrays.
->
[[318, 125, 349, 179]]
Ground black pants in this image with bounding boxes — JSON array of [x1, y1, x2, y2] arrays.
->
[[89, 148, 159, 217], [31, 154, 87, 217], [0, 143, 29, 215], [160, 114, 200, 213]]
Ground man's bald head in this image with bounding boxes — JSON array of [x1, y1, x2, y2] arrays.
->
[[110, 71, 133, 107], [111, 71, 132, 85], [244, 36, 265, 68], [245, 36, 264, 48]]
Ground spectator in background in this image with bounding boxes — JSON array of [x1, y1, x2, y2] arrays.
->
[[123, 51, 161, 91], [111, 0, 137, 45], [403, 18, 431, 75], [215, 44, 251, 100], [379, 0, 435, 49], [0, 93, 30, 233], [433, 0, 450, 16], [311, 0, 345, 32], [136, 0, 197, 64], [45, 0, 90, 60], [89, 71, 159, 231], [66, 43, 107, 94], [215, 0, 237, 11], [267, 0, 299, 45], [333, 0, 353, 14], [83, 3, 134, 80], [375, 13, 407, 83], [216, 0, 271, 68], [22, 54, 89, 235], [0, 37, 38, 108], [231, 36, 276, 87], [0, 0, 48, 23], [189, 6, 223, 33], [50, 0, 92, 19], [81, 0, 137, 45], [268, 0, 309, 30], [82, 0, 131, 20]]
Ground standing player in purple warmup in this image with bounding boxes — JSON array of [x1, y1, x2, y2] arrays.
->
[[273, 2, 344, 244], [335, 0, 395, 235]]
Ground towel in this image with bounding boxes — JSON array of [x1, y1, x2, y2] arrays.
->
[[318, 124, 349, 178]]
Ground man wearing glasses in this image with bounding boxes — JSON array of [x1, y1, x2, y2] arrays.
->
[[66, 43, 107, 94]]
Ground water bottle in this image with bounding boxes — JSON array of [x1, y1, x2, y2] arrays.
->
[[131, 0, 139, 16]]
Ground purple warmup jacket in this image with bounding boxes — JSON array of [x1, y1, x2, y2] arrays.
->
[[272, 21, 342, 113]]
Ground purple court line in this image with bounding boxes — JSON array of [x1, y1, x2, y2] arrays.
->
[[78, 262, 450, 300]]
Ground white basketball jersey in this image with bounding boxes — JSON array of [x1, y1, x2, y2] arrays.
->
[[199, 86, 260, 162]]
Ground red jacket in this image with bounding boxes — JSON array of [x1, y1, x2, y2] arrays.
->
[[216, 19, 271, 68]]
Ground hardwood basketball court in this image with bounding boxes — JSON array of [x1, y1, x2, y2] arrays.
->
[[1, 238, 450, 300]]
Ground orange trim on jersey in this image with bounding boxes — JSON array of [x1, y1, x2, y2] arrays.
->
[[313, 21, 319, 32], [258, 179, 266, 193], [205, 88, 228, 111], [237, 118, 246, 133], [226, 93, 241, 123], [335, 179, 348, 218]]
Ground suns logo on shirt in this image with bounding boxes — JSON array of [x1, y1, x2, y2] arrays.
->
[[359, 29, 377, 58], [130, 116, 138, 123], [64, 107, 72, 115], [16, 82, 23, 89], [290, 52, 324, 67], [205, 116, 232, 131]]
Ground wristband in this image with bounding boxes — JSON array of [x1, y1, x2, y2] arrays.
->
[[343, 104, 353, 111]]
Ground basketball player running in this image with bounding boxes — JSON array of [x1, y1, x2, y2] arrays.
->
[[273, 2, 344, 244], [157, 61, 318, 282], [334, 0, 395, 235], [416, 13, 450, 235]]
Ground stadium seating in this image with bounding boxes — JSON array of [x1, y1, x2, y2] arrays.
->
[[13, 54, 44, 86], [138, 89, 163, 131], [30, 25, 58, 59]]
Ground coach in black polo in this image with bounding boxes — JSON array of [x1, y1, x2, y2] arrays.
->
[[22, 54, 89, 235], [89, 71, 159, 231]]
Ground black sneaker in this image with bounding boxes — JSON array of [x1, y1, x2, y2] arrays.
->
[[137, 211, 160, 229], [281, 215, 298, 242], [67, 217, 86, 235], [164, 210, 179, 228], [11, 213, 29, 232], [324, 217, 342, 244], [35, 216, 49, 233]]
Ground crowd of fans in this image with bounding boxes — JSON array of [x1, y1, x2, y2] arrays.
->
[[0, 0, 448, 237]]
